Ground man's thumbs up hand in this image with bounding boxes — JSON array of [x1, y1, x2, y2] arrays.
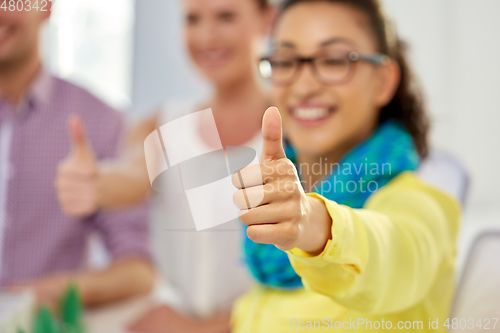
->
[[56, 115, 100, 218], [69, 114, 95, 163]]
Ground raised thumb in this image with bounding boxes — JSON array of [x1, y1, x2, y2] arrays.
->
[[68, 114, 94, 162], [260, 106, 286, 163]]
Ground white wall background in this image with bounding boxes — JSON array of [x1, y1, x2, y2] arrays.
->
[[42, 0, 136, 110], [131, 0, 500, 213], [131, 0, 210, 116], [381, 0, 500, 212]]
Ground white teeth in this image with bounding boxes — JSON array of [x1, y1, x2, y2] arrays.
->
[[293, 107, 330, 120]]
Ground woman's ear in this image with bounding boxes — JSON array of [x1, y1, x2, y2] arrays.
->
[[374, 59, 401, 108]]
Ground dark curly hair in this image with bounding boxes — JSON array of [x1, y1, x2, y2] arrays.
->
[[279, 0, 430, 157]]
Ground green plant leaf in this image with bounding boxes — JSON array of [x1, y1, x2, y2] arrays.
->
[[33, 306, 60, 333], [59, 284, 84, 332]]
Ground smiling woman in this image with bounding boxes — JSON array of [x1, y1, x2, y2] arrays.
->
[[184, 0, 271, 87], [272, 0, 428, 175], [231, 0, 461, 332]]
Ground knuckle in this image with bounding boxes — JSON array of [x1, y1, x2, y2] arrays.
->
[[282, 182, 298, 198], [58, 162, 72, 174], [282, 222, 300, 244], [288, 202, 302, 219], [263, 176, 274, 186], [291, 185, 301, 199]]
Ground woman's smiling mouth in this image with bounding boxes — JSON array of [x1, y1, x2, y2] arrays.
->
[[289, 105, 337, 127]]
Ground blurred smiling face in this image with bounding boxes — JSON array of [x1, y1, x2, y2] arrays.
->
[[272, 2, 397, 158], [184, 0, 268, 85], [0, 9, 49, 64]]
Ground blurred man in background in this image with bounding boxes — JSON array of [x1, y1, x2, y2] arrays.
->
[[0, 4, 154, 310]]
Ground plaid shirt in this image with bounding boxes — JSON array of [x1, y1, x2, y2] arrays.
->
[[0, 69, 150, 286]]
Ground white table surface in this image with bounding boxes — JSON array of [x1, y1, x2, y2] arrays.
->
[[84, 295, 156, 333]]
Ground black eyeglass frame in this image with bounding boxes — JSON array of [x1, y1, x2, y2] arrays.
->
[[259, 51, 390, 86]]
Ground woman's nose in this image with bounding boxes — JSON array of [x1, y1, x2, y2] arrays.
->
[[291, 63, 323, 98], [188, 19, 215, 48]]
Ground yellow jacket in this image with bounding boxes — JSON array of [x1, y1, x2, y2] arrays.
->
[[232, 172, 461, 332]]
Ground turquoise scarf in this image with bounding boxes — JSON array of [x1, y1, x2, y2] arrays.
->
[[242, 119, 420, 289]]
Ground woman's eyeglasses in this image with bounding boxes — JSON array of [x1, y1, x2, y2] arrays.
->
[[259, 51, 390, 86]]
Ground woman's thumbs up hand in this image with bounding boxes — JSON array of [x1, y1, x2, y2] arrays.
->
[[259, 106, 287, 163], [56, 115, 100, 218], [232, 107, 331, 254]]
